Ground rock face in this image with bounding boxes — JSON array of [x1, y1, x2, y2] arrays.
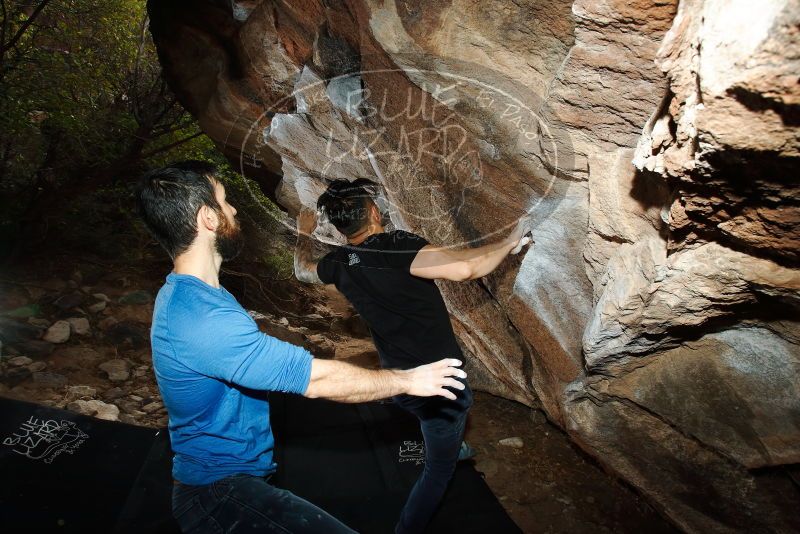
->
[[148, 0, 800, 530]]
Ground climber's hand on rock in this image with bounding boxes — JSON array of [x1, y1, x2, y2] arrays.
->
[[508, 216, 533, 255], [297, 208, 318, 235]]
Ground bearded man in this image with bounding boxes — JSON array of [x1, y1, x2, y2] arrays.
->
[[136, 161, 467, 533]]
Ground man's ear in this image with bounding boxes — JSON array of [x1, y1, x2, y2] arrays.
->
[[370, 202, 382, 223], [197, 205, 219, 232]]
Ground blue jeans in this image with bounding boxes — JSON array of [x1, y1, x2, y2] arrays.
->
[[172, 473, 356, 533], [393, 382, 473, 534]]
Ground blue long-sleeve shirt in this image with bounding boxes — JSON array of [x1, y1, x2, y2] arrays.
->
[[150, 272, 312, 485]]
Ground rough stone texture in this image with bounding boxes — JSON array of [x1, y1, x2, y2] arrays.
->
[[149, 0, 800, 530], [599, 327, 800, 469], [8, 356, 32, 367], [583, 148, 669, 300], [99, 359, 131, 382], [26, 361, 46, 373], [539, 0, 678, 178], [633, 0, 800, 264], [582, 237, 800, 371], [43, 320, 71, 344], [66, 317, 90, 336], [142, 401, 164, 414], [566, 373, 800, 534], [66, 399, 120, 422], [67, 385, 97, 398], [498, 437, 524, 449]]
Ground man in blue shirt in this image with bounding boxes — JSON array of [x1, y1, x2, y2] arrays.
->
[[136, 161, 467, 534]]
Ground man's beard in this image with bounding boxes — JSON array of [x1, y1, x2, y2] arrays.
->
[[215, 213, 244, 261]]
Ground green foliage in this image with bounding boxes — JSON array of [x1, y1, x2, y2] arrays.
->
[[0, 1, 286, 266], [0, 0, 220, 255], [1, 1, 147, 187], [261, 248, 294, 280], [146, 130, 217, 168], [216, 163, 283, 228], [0, 1, 214, 193]]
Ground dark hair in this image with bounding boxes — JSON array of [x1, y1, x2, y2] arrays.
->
[[136, 160, 221, 259], [317, 179, 376, 236]]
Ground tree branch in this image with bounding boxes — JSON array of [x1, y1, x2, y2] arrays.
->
[[2, 0, 51, 54], [131, 13, 149, 124], [1, 0, 8, 55], [150, 118, 195, 138]]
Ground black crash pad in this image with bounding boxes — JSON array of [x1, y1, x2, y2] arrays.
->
[[1, 395, 520, 533], [0, 396, 176, 533], [270, 394, 521, 533]]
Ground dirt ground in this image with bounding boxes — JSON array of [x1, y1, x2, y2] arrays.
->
[[0, 257, 676, 533], [464, 392, 675, 533]]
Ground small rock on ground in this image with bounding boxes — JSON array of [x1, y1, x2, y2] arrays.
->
[[43, 320, 71, 343], [67, 317, 90, 335], [119, 414, 137, 424], [499, 437, 525, 448], [142, 401, 163, 414], [66, 399, 119, 421], [67, 385, 97, 398], [99, 359, 130, 381], [27, 361, 47, 372]]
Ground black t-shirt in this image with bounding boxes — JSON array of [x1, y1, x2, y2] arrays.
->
[[317, 230, 463, 370]]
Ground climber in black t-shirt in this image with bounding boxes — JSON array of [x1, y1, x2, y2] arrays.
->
[[293, 179, 532, 534]]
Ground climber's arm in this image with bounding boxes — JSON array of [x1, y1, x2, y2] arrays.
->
[[410, 218, 531, 281], [410, 241, 515, 281], [294, 209, 323, 284]]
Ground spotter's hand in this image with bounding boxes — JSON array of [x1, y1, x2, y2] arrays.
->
[[403, 358, 467, 400]]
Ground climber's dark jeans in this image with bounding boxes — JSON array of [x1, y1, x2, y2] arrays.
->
[[393, 382, 473, 534], [171, 473, 356, 533]]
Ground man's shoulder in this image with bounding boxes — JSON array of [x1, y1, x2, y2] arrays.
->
[[319, 246, 347, 267], [389, 229, 426, 240], [160, 280, 248, 332], [385, 230, 429, 251], [358, 230, 427, 249]]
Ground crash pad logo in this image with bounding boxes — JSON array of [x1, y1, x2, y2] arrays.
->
[[399, 440, 425, 465], [3, 416, 89, 463]]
